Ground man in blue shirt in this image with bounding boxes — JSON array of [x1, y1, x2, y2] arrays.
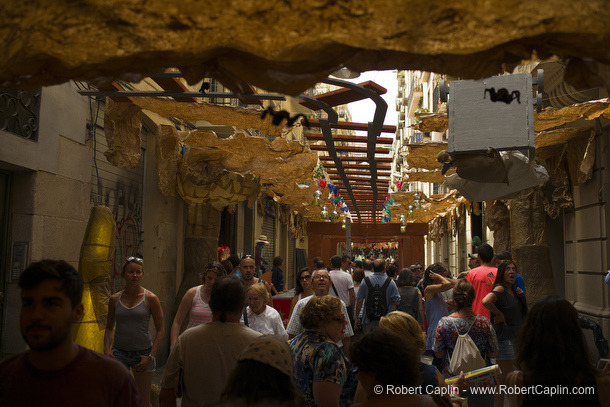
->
[[354, 259, 400, 333]]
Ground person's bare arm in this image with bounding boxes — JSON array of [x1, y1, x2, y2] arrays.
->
[[103, 293, 119, 357], [417, 290, 425, 328], [135, 291, 165, 372], [424, 272, 453, 300], [354, 297, 364, 330], [483, 288, 504, 324], [288, 295, 299, 321], [170, 287, 197, 349], [348, 287, 355, 308], [313, 381, 342, 407], [264, 280, 275, 306]]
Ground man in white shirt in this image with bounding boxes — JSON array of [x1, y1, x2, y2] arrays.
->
[[340, 255, 353, 274], [160, 276, 261, 407], [286, 269, 354, 354], [329, 255, 356, 328]]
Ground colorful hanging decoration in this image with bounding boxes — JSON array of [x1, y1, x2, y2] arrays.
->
[[320, 204, 329, 220], [395, 180, 403, 191], [312, 189, 322, 206], [381, 192, 394, 223], [400, 214, 407, 233], [330, 208, 339, 223], [313, 183, 353, 225], [328, 183, 339, 198], [413, 191, 422, 209], [217, 245, 231, 262]]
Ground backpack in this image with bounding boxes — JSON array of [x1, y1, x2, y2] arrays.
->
[[448, 318, 486, 375], [364, 277, 391, 321]]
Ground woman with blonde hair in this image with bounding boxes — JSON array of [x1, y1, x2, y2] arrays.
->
[[380, 311, 445, 391], [241, 282, 287, 339]]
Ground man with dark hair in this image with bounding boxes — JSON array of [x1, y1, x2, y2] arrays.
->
[[227, 254, 241, 278], [411, 262, 424, 287], [313, 256, 325, 271], [386, 264, 398, 280], [161, 275, 261, 407], [0, 259, 140, 406], [271, 255, 284, 292], [340, 254, 352, 273], [355, 259, 400, 333], [329, 255, 356, 329], [466, 243, 497, 319]]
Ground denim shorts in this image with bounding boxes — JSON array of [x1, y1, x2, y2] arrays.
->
[[496, 338, 516, 360], [112, 347, 156, 372]]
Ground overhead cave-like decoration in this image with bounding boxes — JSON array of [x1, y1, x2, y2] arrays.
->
[[1, 1, 610, 97], [485, 200, 511, 253], [389, 190, 468, 226], [534, 98, 610, 131], [104, 98, 143, 169], [156, 125, 321, 217], [404, 170, 454, 184], [131, 97, 284, 138], [412, 98, 610, 134]]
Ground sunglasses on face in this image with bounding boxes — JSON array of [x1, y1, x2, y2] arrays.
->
[[126, 256, 143, 265], [300, 275, 312, 281]]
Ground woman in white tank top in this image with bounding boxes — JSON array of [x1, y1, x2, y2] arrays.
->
[[170, 262, 226, 349], [104, 256, 164, 407]]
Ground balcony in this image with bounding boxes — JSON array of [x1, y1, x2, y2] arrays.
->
[[0, 87, 41, 141], [407, 84, 423, 120]]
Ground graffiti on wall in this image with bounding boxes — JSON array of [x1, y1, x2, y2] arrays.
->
[[92, 179, 143, 292]]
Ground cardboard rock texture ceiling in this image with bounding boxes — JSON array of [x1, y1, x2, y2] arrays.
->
[[1, 0, 610, 95], [4, 0, 610, 226]]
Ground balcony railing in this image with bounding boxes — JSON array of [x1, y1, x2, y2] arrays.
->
[[0, 88, 41, 141]]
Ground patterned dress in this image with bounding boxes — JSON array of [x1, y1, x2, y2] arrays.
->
[[290, 331, 357, 407], [432, 314, 498, 387]]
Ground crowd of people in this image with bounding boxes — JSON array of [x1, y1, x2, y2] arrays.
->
[[1, 247, 609, 406]]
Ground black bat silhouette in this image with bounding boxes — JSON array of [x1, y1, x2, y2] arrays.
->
[[484, 88, 521, 104], [199, 82, 211, 94], [261, 107, 310, 127]]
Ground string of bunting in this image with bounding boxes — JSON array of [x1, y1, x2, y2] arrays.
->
[[314, 178, 353, 222], [381, 180, 404, 223]]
